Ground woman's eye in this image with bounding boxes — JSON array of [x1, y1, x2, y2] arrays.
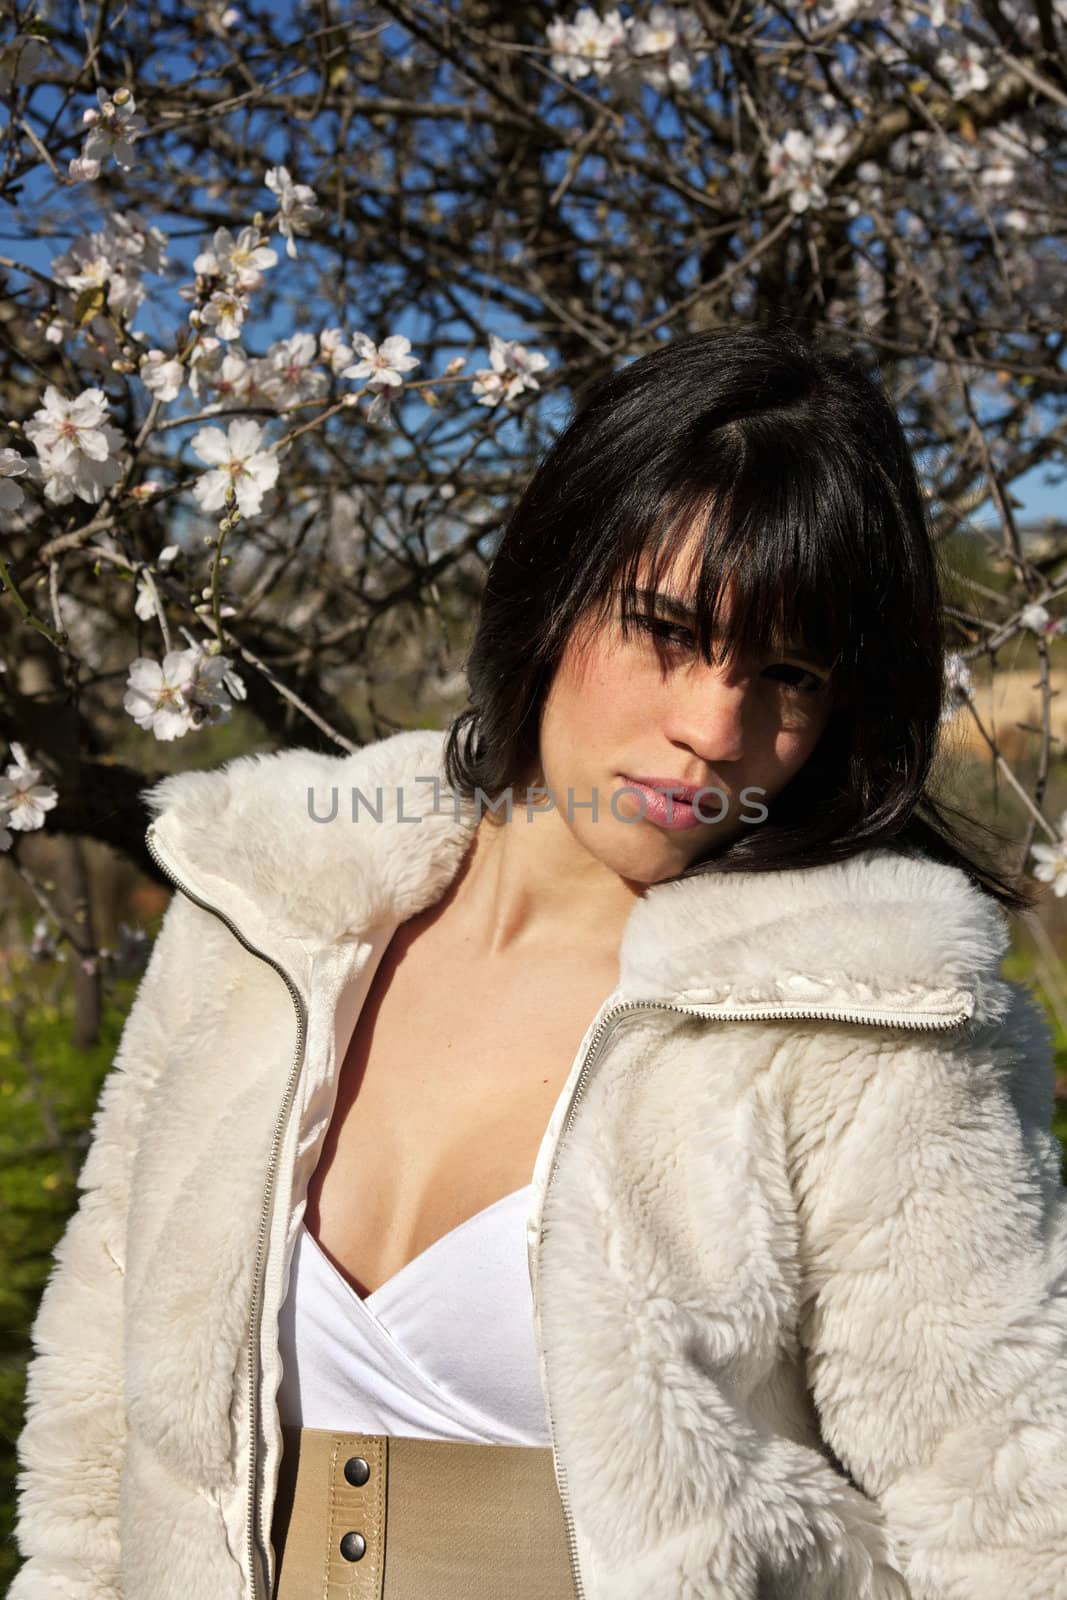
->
[[764, 663, 825, 693], [632, 615, 696, 652], [630, 615, 826, 692]]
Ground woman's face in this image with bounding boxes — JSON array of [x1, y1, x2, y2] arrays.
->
[[533, 546, 836, 886]]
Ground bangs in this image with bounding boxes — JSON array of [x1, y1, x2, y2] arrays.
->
[[582, 437, 862, 682]]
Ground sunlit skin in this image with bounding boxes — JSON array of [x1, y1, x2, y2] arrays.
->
[[443, 537, 837, 960]]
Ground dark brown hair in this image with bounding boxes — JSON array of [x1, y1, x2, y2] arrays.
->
[[444, 322, 1034, 913]]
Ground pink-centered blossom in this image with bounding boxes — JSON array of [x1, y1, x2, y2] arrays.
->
[[471, 334, 550, 406], [0, 742, 59, 847], [24, 385, 125, 506], [190, 417, 279, 516], [341, 333, 420, 392]]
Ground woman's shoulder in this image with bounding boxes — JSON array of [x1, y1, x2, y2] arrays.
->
[[139, 724, 450, 829], [138, 725, 468, 945], [621, 842, 1016, 1029]]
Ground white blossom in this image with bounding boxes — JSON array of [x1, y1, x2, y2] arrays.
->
[[77, 87, 146, 174], [471, 333, 550, 406], [123, 645, 237, 740], [134, 573, 161, 621], [190, 417, 279, 516], [546, 5, 705, 91], [1020, 602, 1053, 634], [627, 5, 702, 92], [264, 165, 322, 259], [111, 210, 169, 275], [198, 286, 249, 341], [52, 230, 147, 322], [766, 130, 827, 213], [547, 7, 626, 82], [1031, 815, 1067, 896], [41, 314, 66, 344], [2, 743, 59, 833], [341, 332, 420, 392], [262, 332, 328, 406], [209, 349, 266, 407], [68, 155, 102, 183], [140, 349, 184, 403], [802, 0, 875, 24], [936, 45, 990, 98], [186, 335, 223, 399], [320, 327, 355, 373], [123, 650, 198, 740], [24, 385, 125, 505], [201, 348, 275, 409], [194, 225, 277, 290], [0, 448, 28, 512], [941, 651, 974, 720], [203, 1, 241, 29], [812, 118, 852, 167]]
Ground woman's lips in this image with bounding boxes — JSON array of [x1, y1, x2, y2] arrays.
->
[[617, 776, 709, 832]]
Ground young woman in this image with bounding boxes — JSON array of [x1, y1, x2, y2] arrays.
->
[[12, 324, 1067, 1600]]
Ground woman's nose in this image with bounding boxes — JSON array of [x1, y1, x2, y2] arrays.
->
[[664, 672, 748, 765]]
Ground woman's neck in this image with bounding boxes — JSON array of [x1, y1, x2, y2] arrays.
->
[[440, 801, 645, 961]]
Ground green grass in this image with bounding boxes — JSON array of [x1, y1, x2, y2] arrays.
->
[[0, 942, 150, 1591]]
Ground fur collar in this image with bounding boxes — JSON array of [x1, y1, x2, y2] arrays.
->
[[143, 726, 1012, 1025]]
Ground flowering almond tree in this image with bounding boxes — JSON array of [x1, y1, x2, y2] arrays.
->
[[1, 0, 1067, 978]]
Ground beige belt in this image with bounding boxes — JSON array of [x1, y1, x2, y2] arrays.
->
[[271, 1424, 579, 1600]]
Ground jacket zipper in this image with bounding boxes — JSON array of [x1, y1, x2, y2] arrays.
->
[[145, 822, 307, 1600], [529, 991, 974, 1600]]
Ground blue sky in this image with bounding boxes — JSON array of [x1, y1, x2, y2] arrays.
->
[[989, 459, 1064, 528]]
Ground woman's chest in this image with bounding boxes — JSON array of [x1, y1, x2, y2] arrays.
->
[[303, 921, 619, 1299]]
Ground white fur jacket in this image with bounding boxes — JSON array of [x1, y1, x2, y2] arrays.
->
[[11, 726, 1067, 1600]]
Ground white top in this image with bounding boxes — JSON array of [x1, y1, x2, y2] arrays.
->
[[276, 1181, 551, 1444]]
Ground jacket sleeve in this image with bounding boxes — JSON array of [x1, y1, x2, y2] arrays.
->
[[782, 981, 1067, 1600], [9, 888, 203, 1600]]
